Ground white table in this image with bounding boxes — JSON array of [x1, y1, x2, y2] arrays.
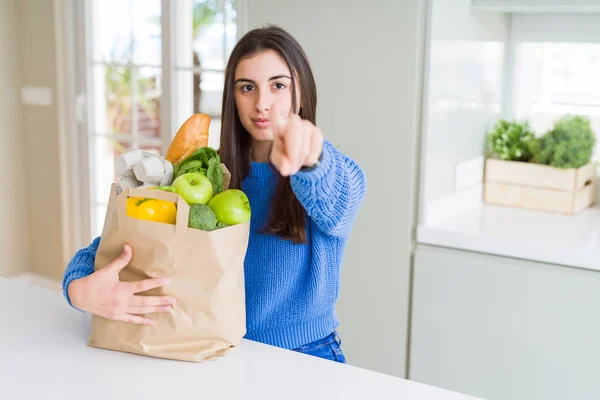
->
[[0, 278, 482, 399]]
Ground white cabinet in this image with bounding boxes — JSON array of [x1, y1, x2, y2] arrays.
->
[[410, 244, 600, 400]]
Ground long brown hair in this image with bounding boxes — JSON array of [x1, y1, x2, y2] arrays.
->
[[219, 25, 317, 244]]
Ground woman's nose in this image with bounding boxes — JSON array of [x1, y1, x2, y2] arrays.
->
[[255, 91, 271, 113]]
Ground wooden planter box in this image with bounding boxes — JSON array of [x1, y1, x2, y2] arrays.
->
[[483, 159, 597, 214]]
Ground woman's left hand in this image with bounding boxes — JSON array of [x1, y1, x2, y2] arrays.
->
[[271, 114, 324, 176]]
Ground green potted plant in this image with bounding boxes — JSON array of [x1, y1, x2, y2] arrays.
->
[[484, 115, 597, 214], [531, 115, 596, 169], [485, 119, 536, 162]]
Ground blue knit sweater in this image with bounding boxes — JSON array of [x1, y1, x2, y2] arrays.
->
[[62, 140, 367, 349]]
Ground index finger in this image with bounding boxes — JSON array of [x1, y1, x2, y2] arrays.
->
[[124, 277, 170, 294], [271, 115, 290, 139]]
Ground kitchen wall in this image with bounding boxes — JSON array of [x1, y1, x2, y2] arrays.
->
[[419, 0, 509, 224], [0, 0, 67, 280], [247, 0, 427, 377], [0, 0, 30, 277], [20, 0, 67, 280], [0, 0, 508, 379]]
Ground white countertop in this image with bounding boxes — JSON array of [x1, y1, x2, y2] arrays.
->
[[418, 200, 600, 272], [0, 278, 481, 400]]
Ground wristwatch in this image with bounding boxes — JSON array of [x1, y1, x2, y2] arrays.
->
[[299, 151, 323, 173]]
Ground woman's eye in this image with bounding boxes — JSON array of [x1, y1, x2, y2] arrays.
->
[[241, 84, 254, 92], [274, 82, 287, 90]]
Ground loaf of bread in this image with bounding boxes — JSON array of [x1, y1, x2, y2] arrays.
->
[[165, 114, 211, 164]]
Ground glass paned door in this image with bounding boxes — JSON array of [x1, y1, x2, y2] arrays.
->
[[78, 0, 238, 240], [86, 0, 163, 238], [173, 0, 237, 150]]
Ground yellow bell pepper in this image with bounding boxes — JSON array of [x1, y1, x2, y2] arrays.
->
[[126, 197, 177, 225]]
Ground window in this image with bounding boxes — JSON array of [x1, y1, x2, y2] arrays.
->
[[513, 42, 600, 148], [173, 0, 238, 150], [509, 15, 600, 162], [81, 0, 239, 239]]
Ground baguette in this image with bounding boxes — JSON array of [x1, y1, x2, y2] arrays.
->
[[165, 114, 211, 164]]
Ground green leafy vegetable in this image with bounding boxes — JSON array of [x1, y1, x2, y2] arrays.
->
[[176, 160, 204, 177], [171, 146, 224, 194], [179, 147, 218, 169], [173, 147, 220, 179], [207, 157, 224, 195]]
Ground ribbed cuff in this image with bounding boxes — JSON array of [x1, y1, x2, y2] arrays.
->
[[62, 269, 92, 312], [245, 313, 339, 350], [62, 236, 101, 311]]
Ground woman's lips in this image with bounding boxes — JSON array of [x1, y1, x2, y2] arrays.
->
[[253, 118, 270, 129]]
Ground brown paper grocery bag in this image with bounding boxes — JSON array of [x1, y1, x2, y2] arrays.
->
[[88, 165, 250, 362]]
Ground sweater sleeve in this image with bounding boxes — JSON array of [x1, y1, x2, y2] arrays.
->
[[290, 140, 367, 237], [62, 236, 101, 311]]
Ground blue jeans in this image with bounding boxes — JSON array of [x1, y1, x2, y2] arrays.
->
[[292, 331, 347, 363]]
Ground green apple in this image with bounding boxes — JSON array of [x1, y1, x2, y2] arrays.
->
[[208, 189, 251, 225], [154, 186, 177, 193], [172, 172, 213, 205]]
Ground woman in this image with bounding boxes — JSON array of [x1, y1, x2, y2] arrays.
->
[[63, 25, 366, 364]]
